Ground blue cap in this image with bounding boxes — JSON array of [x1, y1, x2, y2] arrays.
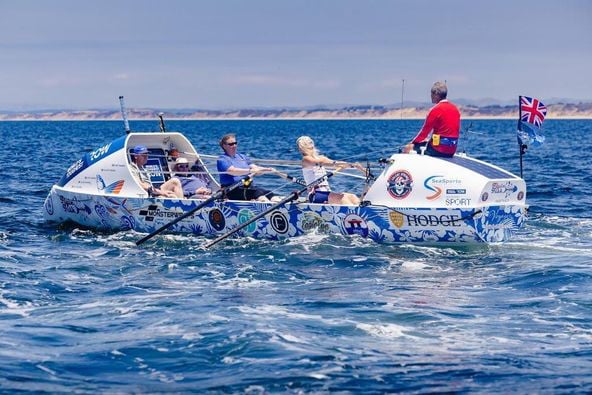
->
[[133, 145, 148, 155]]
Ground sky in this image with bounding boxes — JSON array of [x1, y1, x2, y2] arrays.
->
[[1, 0, 591, 110]]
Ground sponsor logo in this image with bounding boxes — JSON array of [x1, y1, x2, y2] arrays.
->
[[423, 175, 443, 200], [387, 170, 413, 199], [424, 176, 464, 200], [517, 191, 524, 201], [59, 195, 91, 215], [446, 188, 466, 195], [269, 211, 289, 234], [388, 211, 404, 228], [44, 197, 54, 215], [89, 143, 112, 162], [208, 208, 225, 231], [238, 209, 257, 233], [445, 198, 472, 206], [491, 182, 518, 198], [301, 212, 329, 232], [66, 159, 84, 178], [406, 214, 462, 227], [96, 175, 125, 194], [139, 204, 183, 222], [144, 162, 164, 181], [343, 214, 368, 237], [481, 192, 489, 202]]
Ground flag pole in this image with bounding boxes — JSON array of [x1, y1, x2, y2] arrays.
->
[[517, 95, 526, 179]]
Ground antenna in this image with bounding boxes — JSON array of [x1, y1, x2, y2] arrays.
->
[[119, 96, 130, 134], [400, 79, 405, 120], [158, 112, 166, 133]]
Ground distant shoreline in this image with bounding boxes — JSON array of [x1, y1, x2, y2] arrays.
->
[[1, 116, 591, 121], [2, 103, 591, 121]]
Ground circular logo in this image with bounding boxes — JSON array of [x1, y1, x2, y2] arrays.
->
[[387, 170, 413, 199], [481, 192, 489, 202], [517, 191, 524, 201], [238, 209, 257, 233], [208, 208, 226, 231], [269, 211, 289, 234], [44, 196, 54, 215], [343, 214, 368, 237]]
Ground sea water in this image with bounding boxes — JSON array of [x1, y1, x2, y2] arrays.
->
[[1, 119, 591, 392]]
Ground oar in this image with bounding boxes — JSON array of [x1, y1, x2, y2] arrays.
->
[[135, 176, 252, 246], [271, 169, 307, 187], [204, 171, 337, 249]]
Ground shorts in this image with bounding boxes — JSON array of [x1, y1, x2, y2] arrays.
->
[[224, 185, 275, 201], [308, 190, 330, 204]]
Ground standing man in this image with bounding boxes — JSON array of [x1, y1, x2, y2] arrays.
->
[[129, 145, 183, 198], [216, 134, 278, 201], [404, 81, 460, 157]]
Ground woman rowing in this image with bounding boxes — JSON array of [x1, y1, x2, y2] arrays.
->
[[296, 136, 365, 205]]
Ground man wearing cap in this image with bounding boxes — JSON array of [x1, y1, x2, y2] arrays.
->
[[129, 145, 183, 198], [173, 157, 212, 199]]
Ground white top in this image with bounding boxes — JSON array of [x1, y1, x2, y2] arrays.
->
[[302, 165, 331, 192]]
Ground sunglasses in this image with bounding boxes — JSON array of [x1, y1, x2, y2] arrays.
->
[[225, 141, 238, 146], [177, 164, 189, 168]]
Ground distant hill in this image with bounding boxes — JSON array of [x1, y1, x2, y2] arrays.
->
[[1, 102, 591, 120]]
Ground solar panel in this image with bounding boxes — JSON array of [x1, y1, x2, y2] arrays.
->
[[440, 156, 517, 179]]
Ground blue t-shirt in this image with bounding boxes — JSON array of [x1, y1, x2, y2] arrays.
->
[[179, 175, 209, 197], [217, 152, 251, 186]]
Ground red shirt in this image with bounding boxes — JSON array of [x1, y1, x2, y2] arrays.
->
[[412, 100, 460, 155]]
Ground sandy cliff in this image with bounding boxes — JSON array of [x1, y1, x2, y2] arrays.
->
[[1, 103, 591, 120]]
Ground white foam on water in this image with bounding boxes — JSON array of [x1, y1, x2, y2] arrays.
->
[[36, 364, 57, 376], [235, 305, 353, 332], [222, 356, 238, 364], [285, 233, 330, 250], [400, 260, 430, 271], [356, 322, 407, 339], [215, 277, 276, 289], [0, 293, 33, 317], [306, 365, 345, 380]]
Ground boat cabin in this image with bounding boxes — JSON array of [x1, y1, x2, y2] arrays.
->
[[57, 132, 219, 198]]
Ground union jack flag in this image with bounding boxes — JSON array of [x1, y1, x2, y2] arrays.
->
[[520, 96, 547, 128]]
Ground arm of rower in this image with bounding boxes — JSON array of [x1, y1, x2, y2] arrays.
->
[[225, 165, 251, 176], [249, 164, 274, 174], [315, 155, 362, 171]]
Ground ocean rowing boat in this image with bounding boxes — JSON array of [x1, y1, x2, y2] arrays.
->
[[43, 128, 527, 245]]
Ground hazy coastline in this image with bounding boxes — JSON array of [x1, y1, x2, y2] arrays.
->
[[2, 102, 591, 121]]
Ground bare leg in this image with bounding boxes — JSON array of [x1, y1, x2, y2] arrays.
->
[[344, 193, 360, 205], [161, 178, 183, 198], [328, 192, 345, 205]]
